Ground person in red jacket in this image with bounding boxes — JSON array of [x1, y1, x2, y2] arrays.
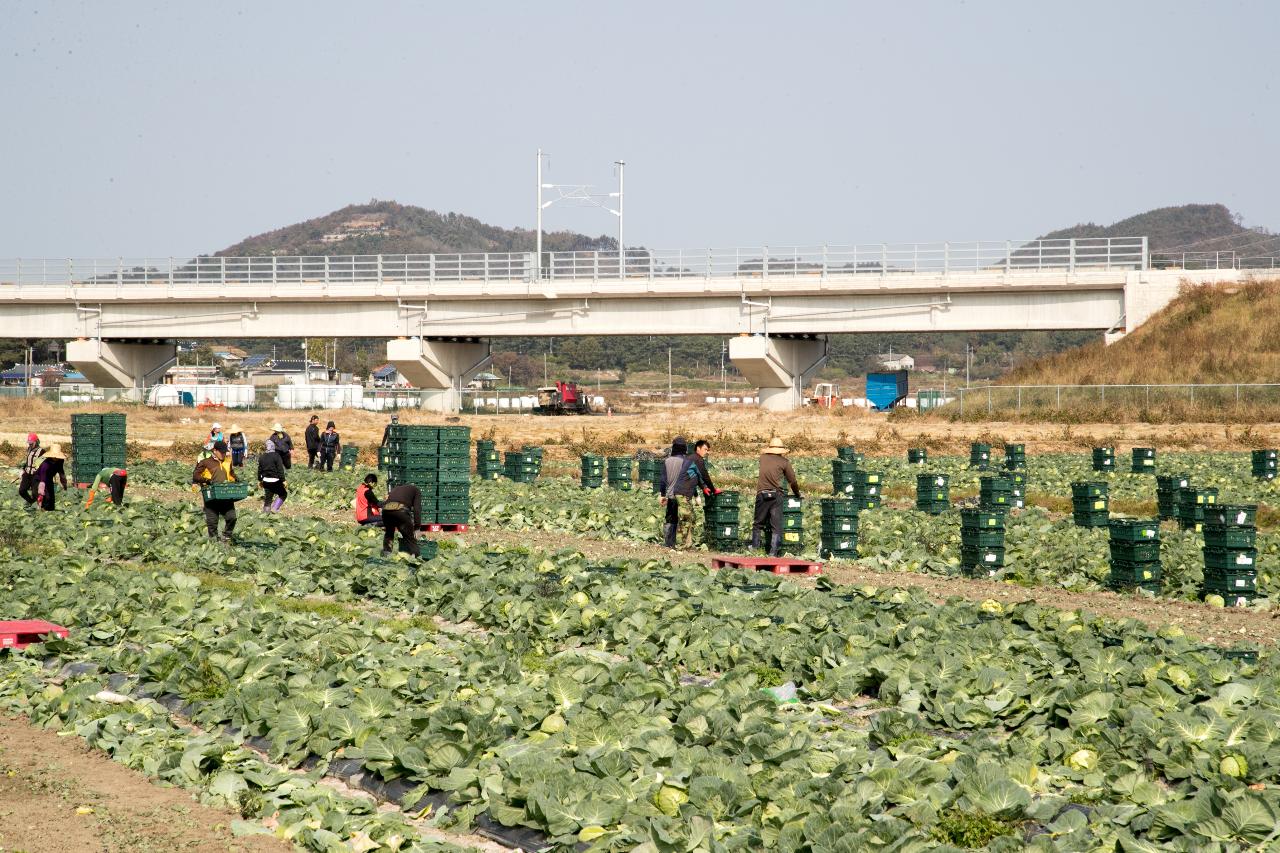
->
[[354, 473, 383, 526]]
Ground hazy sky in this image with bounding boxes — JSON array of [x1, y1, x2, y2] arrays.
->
[[3, 1, 1277, 258]]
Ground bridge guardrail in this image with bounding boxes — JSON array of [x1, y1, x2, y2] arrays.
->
[[953, 382, 1280, 416], [0, 237, 1152, 288]]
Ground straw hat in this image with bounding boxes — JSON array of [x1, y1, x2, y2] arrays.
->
[[763, 437, 788, 455], [44, 443, 65, 459], [228, 424, 241, 434], [272, 422, 284, 432]]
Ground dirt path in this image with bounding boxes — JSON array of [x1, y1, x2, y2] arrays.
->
[[0, 715, 292, 853]]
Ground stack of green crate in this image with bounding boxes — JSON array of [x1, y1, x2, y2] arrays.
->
[[819, 498, 858, 558], [961, 508, 1005, 577], [1091, 446, 1116, 473], [523, 446, 544, 477], [580, 454, 604, 488], [969, 442, 991, 470], [503, 450, 539, 483], [71, 413, 127, 485], [1202, 504, 1258, 606], [606, 456, 633, 490], [916, 473, 949, 514], [1108, 518, 1162, 593], [1008, 470, 1027, 510], [339, 445, 360, 470], [843, 470, 882, 510], [835, 446, 862, 465], [1131, 447, 1156, 474], [1156, 474, 1190, 520], [703, 491, 741, 550], [979, 475, 1013, 513], [476, 440, 502, 480], [831, 458, 857, 496], [1003, 443, 1026, 471], [1071, 481, 1109, 528], [907, 448, 928, 465], [637, 458, 659, 491], [1252, 449, 1277, 481], [1175, 486, 1218, 532], [779, 495, 805, 554], [431, 426, 472, 525]]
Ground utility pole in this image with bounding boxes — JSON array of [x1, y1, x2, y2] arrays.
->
[[613, 160, 625, 278], [667, 347, 672, 405], [965, 344, 972, 387], [536, 148, 543, 281]]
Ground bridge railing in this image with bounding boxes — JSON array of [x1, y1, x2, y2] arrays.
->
[[0, 237, 1154, 287]]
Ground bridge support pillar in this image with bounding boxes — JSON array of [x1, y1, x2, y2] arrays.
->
[[66, 339, 176, 394], [386, 337, 491, 413], [728, 334, 828, 411]]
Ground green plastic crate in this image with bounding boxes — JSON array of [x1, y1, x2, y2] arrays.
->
[[907, 448, 928, 463], [960, 509, 1005, 529], [1071, 481, 1108, 498], [1073, 510, 1110, 528], [1109, 540, 1161, 562], [1202, 568, 1258, 592], [1203, 547, 1257, 571], [916, 499, 950, 515], [961, 544, 1005, 567], [1205, 505, 1257, 527], [1109, 559, 1161, 583], [201, 482, 250, 501], [961, 528, 1006, 547], [1203, 526, 1257, 549], [1108, 519, 1160, 541]]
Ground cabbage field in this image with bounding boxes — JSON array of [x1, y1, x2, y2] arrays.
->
[[2, 450, 1279, 851]]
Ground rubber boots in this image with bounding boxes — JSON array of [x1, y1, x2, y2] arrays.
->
[[750, 530, 762, 550], [768, 533, 782, 558], [270, 496, 285, 513], [662, 523, 676, 549]]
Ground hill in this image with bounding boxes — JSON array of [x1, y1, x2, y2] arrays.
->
[[1002, 278, 1280, 386], [216, 200, 615, 257], [1040, 203, 1280, 262]]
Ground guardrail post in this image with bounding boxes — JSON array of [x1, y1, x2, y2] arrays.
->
[[376, 254, 383, 284], [822, 244, 828, 279], [1141, 236, 1149, 271], [1005, 240, 1011, 274], [943, 241, 949, 275], [1069, 238, 1076, 273], [429, 254, 435, 283], [762, 246, 769, 281], [117, 257, 123, 287], [881, 243, 887, 278], [168, 257, 174, 290], [220, 256, 226, 285], [324, 255, 330, 285]]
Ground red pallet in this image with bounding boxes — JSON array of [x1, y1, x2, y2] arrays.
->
[[0, 620, 69, 650], [419, 523, 470, 533], [710, 555, 823, 575]]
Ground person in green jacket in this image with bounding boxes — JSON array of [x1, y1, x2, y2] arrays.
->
[[86, 466, 128, 506]]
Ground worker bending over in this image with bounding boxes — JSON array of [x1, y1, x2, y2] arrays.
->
[[381, 482, 422, 557], [86, 466, 128, 506]]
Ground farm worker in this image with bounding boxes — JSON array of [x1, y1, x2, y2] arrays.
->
[[86, 466, 127, 507], [657, 436, 688, 549], [256, 439, 288, 513], [269, 422, 294, 470], [380, 482, 422, 557], [227, 425, 247, 467], [354, 473, 383, 525], [380, 413, 399, 448], [304, 414, 321, 468], [192, 440, 238, 542], [319, 421, 341, 472], [19, 432, 44, 508], [671, 439, 719, 548], [33, 443, 67, 512], [209, 422, 224, 444], [196, 438, 215, 462], [752, 437, 802, 557]]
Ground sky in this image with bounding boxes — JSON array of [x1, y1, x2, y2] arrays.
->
[[2, 0, 1277, 258]]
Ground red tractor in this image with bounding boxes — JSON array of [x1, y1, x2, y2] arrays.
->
[[534, 381, 592, 415]]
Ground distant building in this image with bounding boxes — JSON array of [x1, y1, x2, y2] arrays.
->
[[878, 353, 915, 371], [247, 359, 331, 386], [468, 371, 500, 391], [370, 364, 404, 387], [1, 363, 65, 387]]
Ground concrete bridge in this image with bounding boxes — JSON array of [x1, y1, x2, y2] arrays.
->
[[1, 238, 1267, 410]]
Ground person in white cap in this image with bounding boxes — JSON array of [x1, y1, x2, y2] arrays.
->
[[269, 422, 294, 469], [208, 422, 224, 445], [751, 437, 802, 557]]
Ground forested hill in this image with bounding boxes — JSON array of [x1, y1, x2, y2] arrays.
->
[[1039, 203, 1279, 258], [216, 200, 614, 257]]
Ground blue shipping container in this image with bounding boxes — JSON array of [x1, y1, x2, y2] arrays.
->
[[866, 370, 909, 411]]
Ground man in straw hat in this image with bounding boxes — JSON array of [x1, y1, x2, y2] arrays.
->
[[752, 436, 802, 557]]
